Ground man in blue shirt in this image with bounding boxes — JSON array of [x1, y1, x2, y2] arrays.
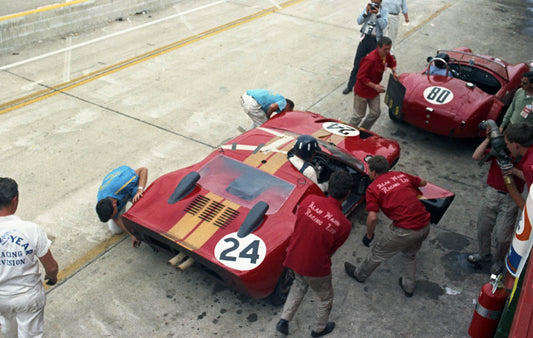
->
[[96, 166, 148, 247], [240, 89, 294, 129], [342, 0, 388, 95]]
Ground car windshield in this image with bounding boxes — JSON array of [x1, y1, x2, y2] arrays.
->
[[441, 50, 509, 81], [197, 155, 295, 215]]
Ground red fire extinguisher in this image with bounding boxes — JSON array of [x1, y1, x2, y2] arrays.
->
[[468, 274, 509, 338]]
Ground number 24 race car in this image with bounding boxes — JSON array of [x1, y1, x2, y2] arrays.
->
[[123, 111, 454, 305], [385, 48, 530, 138]]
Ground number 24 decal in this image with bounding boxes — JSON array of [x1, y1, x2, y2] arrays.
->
[[214, 233, 267, 271], [220, 238, 260, 263], [322, 122, 360, 137]]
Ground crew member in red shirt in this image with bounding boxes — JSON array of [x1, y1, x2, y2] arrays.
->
[[344, 155, 429, 297], [466, 135, 525, 274], [349, 36, 398, 130], [504, 123, 533, 205], [276, 171, 353, 338]]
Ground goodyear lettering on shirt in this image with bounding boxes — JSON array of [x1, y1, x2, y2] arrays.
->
[[0, 230, 33, 266]]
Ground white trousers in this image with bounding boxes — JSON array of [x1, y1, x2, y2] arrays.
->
[[240, 93, 267, 129], [0, 285, 46, 338]]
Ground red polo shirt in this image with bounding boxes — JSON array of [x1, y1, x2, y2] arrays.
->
[[283, 195, 351, 277], [522, 147, 533, 189], [365, 171, 430, 230], [354, 48, 396, 99]]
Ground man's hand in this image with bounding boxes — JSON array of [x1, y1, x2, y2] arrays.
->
[[45, 275, 57, 286], [133, 189, 143, 203], [362, 233, 374, 247], [375, 84, 385, 93]]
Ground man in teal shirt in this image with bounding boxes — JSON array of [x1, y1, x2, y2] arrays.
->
[[240, 89, 294, 129], [96, 166, 148, 247]]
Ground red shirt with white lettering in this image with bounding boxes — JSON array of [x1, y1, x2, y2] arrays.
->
[[283, 195, 351, 277], [365, 171, 430, 230]]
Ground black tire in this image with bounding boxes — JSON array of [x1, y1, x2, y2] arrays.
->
[[269, 268, 295, 306]]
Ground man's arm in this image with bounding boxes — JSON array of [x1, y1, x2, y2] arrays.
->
[[39, 249, 59, 285], [472, 138, 490, 161], [402, 0, 409, 22], [116, 215, 141, 247], [365, 211, 378, 240], [133, 167, 148, 203], [500, 93, 518, 129], [266, 103, 280, 118], [418, 178, 428, 187]]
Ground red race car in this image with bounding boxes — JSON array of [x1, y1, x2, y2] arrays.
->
[[386, 48, 530, 138], [123, 111, 454, 304]]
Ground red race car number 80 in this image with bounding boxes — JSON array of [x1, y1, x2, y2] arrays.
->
[[214, 233, 267, 271], [423, 86, 454, 105]]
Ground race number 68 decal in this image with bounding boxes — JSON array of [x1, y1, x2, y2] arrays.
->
[[423, 86, 454, 105], [214, 232, 266, 271], [322, 122, 360, 137]]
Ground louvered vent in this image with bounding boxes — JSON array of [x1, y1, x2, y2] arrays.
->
[[184, 195, 240, 229]]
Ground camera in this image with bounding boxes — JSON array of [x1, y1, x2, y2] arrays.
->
[[478, 120, 513, 170], [369, 2, 379, 10]]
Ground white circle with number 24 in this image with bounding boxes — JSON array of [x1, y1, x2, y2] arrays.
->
[[322, 122, 360, 137], [423, 86, 454, 105], [214, 232, 267, 271]]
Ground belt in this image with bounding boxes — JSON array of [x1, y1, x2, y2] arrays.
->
[[496, 190, 509, 195], [365, 33, 377, 38], [389, 13, 399, 15]]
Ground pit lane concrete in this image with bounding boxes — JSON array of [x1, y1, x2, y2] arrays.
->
[[0, 0, 532, 336]]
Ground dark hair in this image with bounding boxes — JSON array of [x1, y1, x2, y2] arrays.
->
[[367, 155, 390, 174], [328, 170, 353, 199], [96, 198, 114, 222], [0, 177, 18, 208], [378, 36, 392, 47], [523, 71, 533, 83], [285, 99, 294, 111], [504, 123, 533, 147]]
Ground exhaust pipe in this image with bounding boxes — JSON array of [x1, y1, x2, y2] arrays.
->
[[168, 252, 186, 266], [177, 257, 195, 271]]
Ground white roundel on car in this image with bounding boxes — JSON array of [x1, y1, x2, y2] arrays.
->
[[214, 232, 267, 271], [322, 122, 360, 136], [423, 86, 454, 105]]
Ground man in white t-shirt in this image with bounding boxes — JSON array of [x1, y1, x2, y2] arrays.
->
[[0, 177, 59, 338]]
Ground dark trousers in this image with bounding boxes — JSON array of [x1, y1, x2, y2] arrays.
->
[[346, 34, 378, 90]]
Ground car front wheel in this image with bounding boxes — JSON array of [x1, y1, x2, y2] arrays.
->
[[269, 268, 295, 306]]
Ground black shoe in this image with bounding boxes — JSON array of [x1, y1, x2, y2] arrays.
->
[[311, 322, 335, 337], [342, 87, 352, 95], [276, 319, 289, 335], [398, 277, 413, 298], [344, 262, 364, 283]]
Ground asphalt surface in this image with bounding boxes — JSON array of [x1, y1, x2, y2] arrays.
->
[[0, 0, 532, 337]]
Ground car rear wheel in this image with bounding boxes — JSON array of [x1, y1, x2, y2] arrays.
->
[[269, 268, 295, 306]]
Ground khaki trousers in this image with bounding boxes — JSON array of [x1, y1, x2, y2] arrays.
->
[[350, 94, 381, 130], [281, 272, 333, 332], [355, 224, 430, 293]]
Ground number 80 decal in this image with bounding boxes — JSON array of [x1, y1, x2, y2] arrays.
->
[[423, 86, 454, 105], [214, 233, 266, 271]]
